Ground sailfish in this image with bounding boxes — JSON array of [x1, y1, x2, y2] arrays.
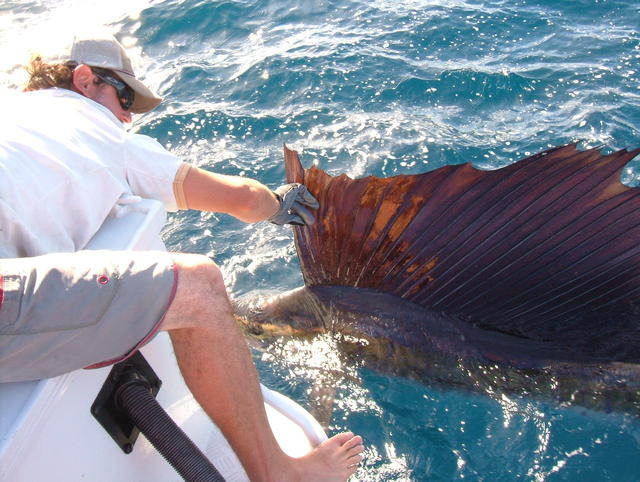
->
[[237, 144, 640, 416]]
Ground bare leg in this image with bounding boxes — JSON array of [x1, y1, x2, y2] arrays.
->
[[161, 254, 363, 481]]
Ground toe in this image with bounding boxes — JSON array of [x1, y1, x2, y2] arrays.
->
[[324, 432, 354, 448], [347, 443, 364, 457], [341, 435, 363, 450]]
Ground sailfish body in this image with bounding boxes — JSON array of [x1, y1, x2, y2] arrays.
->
[[238, 144, 640, 414]]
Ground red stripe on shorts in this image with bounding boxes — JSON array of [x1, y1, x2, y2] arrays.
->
[[0, 274, 4, 309]]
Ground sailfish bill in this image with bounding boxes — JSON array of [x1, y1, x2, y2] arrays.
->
[[236, 144, 640, 415]]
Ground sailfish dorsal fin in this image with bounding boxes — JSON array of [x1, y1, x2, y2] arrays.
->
[[284, 144, 640, 360]]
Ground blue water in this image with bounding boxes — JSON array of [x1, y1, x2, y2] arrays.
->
[[2, 0, 639, 479]]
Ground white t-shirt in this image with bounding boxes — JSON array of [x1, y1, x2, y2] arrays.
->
[[0, 88, 183, 258]]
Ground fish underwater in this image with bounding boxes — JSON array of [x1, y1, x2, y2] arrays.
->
[[236, 144, 640, 416]]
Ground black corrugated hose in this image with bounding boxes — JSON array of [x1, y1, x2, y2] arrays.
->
[[116, 378, 226, 482]]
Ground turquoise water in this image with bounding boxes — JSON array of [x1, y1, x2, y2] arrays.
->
[[2, 0, 639, 480]]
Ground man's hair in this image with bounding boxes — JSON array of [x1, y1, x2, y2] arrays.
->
[[23, 55, 76, 92]]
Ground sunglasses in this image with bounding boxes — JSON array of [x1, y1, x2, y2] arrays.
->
[[91, 68, 135, 111]]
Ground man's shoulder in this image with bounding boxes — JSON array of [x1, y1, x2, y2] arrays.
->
[[0, 88, 24, 107], [16, 88, 123, 127], [4, 88, 88, 115], [11, 87, 74, 101]]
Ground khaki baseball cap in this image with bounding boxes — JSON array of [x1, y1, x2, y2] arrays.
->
[[65, 34, 162, 113]]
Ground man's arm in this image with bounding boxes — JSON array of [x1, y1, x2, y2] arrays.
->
[[180, 166, 280, 223]]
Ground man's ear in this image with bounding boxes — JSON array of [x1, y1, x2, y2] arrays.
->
[[71, 64, 95, 96]]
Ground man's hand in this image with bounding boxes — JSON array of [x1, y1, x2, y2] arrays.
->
[[268, 183, 319, 226]]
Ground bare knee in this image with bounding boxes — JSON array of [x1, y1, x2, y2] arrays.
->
[[174, 253, 225, 290], [162, 253, 232, 331]]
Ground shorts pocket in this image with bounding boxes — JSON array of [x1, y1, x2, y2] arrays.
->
[[0, 254, 121, 335], [0, 275, 24, 334]]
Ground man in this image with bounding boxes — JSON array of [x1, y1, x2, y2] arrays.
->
[[0, 34, 363, 481]]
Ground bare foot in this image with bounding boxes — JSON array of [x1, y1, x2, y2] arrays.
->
[[289, 432, 364, 482]]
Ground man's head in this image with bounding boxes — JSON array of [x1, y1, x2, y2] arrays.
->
[[24, 34, 161, 122]]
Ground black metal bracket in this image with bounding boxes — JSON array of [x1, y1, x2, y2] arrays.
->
[[91, 351, 162, 454]]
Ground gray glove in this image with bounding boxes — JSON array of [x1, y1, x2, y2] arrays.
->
[[268, 183, 319, 226]]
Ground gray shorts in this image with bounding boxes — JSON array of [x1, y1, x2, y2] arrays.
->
[[0, 250, 177, 382]]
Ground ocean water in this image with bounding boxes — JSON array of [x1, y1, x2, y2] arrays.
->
[[1, 0, 639, 480]]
